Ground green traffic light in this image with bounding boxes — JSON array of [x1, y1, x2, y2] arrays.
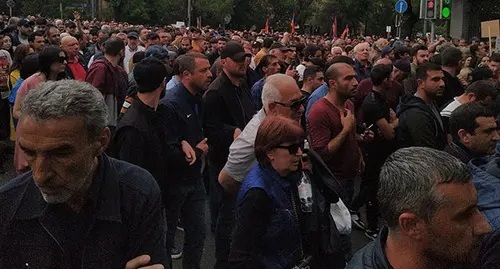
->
[[444, 0, 451, 3], [442, 7, 450, 18]]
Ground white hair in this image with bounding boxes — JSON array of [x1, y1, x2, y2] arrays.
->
[[331, 46, 343, 54], [354, 42, 370, 53], [262, 74, 296, 111]]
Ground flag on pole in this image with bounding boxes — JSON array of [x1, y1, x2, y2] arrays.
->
[[332, 16, 338, 39], [341, 25, 349, 39], [265, 18, 270, 33], [290, 13, 296, 34]]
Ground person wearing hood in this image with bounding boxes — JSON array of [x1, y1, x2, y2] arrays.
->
[[397, 62, 447, 150]]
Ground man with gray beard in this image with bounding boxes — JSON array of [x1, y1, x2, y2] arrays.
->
[[0, 80, 169, 269]]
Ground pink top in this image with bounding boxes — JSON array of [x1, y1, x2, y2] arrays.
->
[[14, 73, 46, 174]]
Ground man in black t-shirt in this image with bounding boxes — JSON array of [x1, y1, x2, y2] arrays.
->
[[352, 64, 399, 240]]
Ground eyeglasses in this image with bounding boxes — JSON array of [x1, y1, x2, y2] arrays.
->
[[273, 95, 307, 112], [58, 56, 67, 63], [275, 143, 303, 155]]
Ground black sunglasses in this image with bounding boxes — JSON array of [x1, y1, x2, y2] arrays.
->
[[58, 56, 67, 63], [275, 143, 303, 155], [273, 95, 307, 112]]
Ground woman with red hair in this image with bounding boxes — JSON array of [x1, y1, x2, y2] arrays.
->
[[229, 115, 305, 268]]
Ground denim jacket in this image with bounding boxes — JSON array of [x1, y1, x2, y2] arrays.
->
[[469, 155, 500, 230]]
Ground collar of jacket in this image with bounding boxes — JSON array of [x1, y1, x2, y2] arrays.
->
[[12, 154, 122, 223], [220, 69, 246, 89], [372, 227, 394, 269]]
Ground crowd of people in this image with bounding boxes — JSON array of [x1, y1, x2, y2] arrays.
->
[[0, 13, 500, 269]]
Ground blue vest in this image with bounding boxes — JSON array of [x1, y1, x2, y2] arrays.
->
[[237, 164, 302, 268]]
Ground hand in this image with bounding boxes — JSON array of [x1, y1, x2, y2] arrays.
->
[[389, 108, 397, 121], [73, 10, 81, 21], [196, 138, 209, 153], [181, 140, 196, 165], [233, 128, 242, 140], [125, 255, 164, 269], [360, 129, 375, 143], [285, 64, 298, 79], [340, 109, 355, 132]]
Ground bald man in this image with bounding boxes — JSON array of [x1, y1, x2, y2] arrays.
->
[[61, 35, 87, 81], [308, 62, 362, 206], [352, 58, 404, 122]]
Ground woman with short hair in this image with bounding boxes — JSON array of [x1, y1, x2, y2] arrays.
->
[[229, 115, 305, 268]]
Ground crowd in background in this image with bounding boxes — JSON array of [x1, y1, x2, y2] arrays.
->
[[0, 12, 500, 269]]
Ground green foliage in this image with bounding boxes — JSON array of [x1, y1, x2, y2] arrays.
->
[[309, 0, 398, 36], [15, 0, 417, 35]]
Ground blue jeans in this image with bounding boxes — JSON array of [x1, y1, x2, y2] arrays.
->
[[164, 178, 206, 269]]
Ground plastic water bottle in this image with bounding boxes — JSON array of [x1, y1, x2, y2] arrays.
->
[[297, 139, 313, 213]]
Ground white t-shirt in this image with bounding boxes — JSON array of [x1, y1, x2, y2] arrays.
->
[[440, 97, 462, 118], [296, 64, 306, 82], [123, 45, 145, 74], [223, 109, 266, 182]]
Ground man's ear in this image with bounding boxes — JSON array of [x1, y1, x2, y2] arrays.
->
[[95, 127, 111, 156], [398, 212, 427, 241], [457, 129, 471, 144]]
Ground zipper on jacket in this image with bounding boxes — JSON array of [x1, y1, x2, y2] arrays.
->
[[39, 220, 64, 252], [290, 191, 304, 259]]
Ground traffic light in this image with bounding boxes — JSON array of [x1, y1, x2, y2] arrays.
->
[[441, 0, 451, 19], [426, 0, 437, 19]]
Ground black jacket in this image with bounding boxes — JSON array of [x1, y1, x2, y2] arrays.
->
[[203, 71, 256, 168], [0, 154, 170, 269], [161, 84, 205, 181], [111, 99, 186, 190], [436, 70, 464, 108], [65, 53, 88, 80], [444, 141, 482, 164], [397, 95, 447, 150]]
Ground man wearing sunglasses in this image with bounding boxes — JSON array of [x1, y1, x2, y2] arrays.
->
[[219, 73, 305, 195]]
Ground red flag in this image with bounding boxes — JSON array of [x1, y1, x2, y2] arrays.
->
[[332, 16, 337, 39], [290, 13, 295, 34], [265, 18, 269, 33], [341, 25, 349, 39]]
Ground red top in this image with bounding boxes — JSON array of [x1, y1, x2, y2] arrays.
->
[[307, 98, 361, 180], [67, 60, 87, 81]]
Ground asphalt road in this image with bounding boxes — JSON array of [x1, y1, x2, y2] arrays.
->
[[0, 147, 370, 269]]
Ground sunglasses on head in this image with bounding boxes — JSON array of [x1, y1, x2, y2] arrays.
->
[[273, 95, 307, 112], [275, 142, 303, 155]]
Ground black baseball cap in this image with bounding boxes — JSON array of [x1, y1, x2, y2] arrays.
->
[[19, 18, 34, 27], [220, 41, 251, 62], [270, 42, 292, 51], [127, 31, 139, 39]]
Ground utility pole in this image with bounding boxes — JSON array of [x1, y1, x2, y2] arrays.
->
[[430, 20, 436, 42], [423, 20, 428, 37], [91, 0, 95, 19], [187, 0, 192, 26]]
